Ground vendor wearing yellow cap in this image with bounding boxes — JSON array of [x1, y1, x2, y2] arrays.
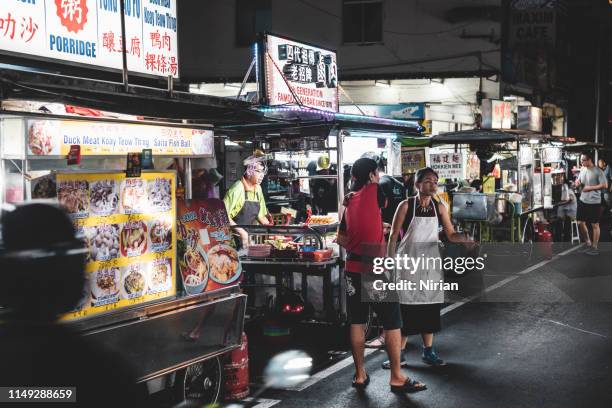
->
[[223, 155, 270, 248]]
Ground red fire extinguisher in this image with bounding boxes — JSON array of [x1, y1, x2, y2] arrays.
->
[[535, 222, 553, 260], [223, 332, 250, 401]]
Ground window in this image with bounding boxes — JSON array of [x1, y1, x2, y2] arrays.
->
[[343, 0, 383, 44], [235, 0, 272, 48]]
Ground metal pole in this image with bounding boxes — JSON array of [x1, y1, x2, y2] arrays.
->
[[237, 57, 256, 100], [594, 22, 603, 160], [119, 0, 129, 92], [336, 128, 346, 319], [184, 158, 193, 200], [337, 129, 346, 214]]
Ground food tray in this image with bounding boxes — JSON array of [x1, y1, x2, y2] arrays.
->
[[300, 249, 333, 262]]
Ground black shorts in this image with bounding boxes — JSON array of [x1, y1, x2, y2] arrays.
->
[[345, 272, 402, 330], [576, 201, 603, 224], [400, 304, 441, 336]]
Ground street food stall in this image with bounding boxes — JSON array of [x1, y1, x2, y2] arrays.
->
[[422, 129, 566, 245], [218, 108, 421, 329], [0, 66, 261, 404]]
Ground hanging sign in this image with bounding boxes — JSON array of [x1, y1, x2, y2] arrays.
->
[[26, 119, 214, 157], [401, 147, 426, 174], [430, 152, 465, 179], [481, 99, 512, 129], [260, 33, 338, 112], [0, 0, 179, 77]]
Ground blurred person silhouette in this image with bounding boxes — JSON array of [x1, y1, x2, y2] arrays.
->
[[0, 203, 145, 407]]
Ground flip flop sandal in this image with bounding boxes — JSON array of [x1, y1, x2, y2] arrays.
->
[[352, 374, 370, 390], [390, 378, 427, 394], [365, 335, 385, 349]]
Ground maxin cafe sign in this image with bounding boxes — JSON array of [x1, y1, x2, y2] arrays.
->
[[262, 34, 339, 112], [509, 0, 557, 46], [0, 0, 179, 77]]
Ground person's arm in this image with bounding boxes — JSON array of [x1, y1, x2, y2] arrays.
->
[[582, 172, 608, 192], [256, 186, 270, 225], [224, 184, 249, 244], [336, 208, 349, 247], [387, 200, 408, 257], [438, 204, 472, 244]]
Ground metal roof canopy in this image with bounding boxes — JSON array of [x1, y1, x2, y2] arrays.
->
[[0, 67, 262, 125], [431, 129, 549, 145], [218, 108, 422, 141]]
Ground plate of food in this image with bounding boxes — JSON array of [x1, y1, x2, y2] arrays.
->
[[120, 221, 148, 257], [58, 180, 89, 218], [148, 258, 173, 293], [86, 224, 120, 262], [149, 218, 172, 252], [207, 244, 241, 285], [28, 120, 58, 155], [180, 245, 209, 295], [121, 264, 147, 299], [90, 179, 119, 216], [121, 179, 148, 214], [147, 178, 172, 212], [31, 175, 57, 199], [90, 267, 120, 306]]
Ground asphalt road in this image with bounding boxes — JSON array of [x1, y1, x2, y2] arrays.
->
[[250, 243, 612, 408]]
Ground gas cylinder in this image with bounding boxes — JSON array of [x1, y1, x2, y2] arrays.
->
[[535, 223, 553, 259], [223, 332, 249, 401]]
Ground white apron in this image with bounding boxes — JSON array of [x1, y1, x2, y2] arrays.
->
[[395, 197, 444, 305]]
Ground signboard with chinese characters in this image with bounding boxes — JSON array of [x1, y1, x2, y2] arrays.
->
[[481, 99, 512, 129], [0, 0, 179, 78], [430, 152, 465, 179], [26, 119, 213, 158], [261, 34, 338, 112], [401, 147, 426, 174], [57, 171, 177, 321]]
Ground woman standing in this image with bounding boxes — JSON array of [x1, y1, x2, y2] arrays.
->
[[382, 167, 472, 369], [338, 158, 426, 393]]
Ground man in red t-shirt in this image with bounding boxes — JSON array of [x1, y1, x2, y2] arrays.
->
[[338, 158, 426, 393]]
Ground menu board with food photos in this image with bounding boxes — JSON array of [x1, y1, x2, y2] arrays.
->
[[177, 199, 242, 296], [55, 172, 177, 321]]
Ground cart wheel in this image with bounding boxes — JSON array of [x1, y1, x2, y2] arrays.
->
[[175, 357, 222, 405], [521, 218, 535, 261]]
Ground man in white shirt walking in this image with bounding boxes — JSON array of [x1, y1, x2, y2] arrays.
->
[[574, 152, 608, 256]]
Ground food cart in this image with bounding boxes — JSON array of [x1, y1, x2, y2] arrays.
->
[[218, 107, 421, 332], [0, 68, 260, 404], [423, 129, 560, 245]]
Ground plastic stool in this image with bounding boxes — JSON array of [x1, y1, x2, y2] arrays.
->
[[570, 220, 580, 244]]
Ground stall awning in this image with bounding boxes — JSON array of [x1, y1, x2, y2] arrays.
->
[[399, 136, 433, 147], [218, 106, 423, 141], [431, 129, 547, 145], [0, 67, 262, 124]]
